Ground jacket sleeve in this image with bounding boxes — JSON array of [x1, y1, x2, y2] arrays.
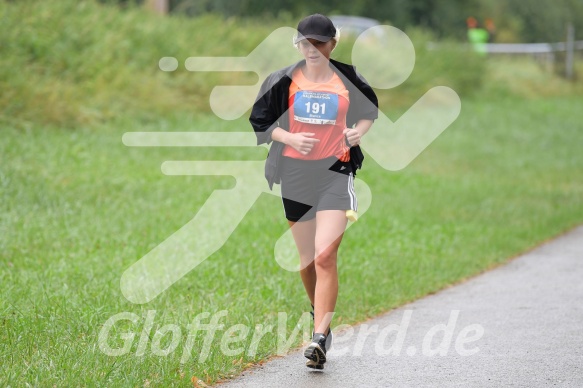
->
[[345, 68, 379, 178], [249, 73, 280, 145], [348, 71, 379, 126]]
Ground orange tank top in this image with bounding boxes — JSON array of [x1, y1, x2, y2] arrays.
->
[[282, 67, 351, 161]]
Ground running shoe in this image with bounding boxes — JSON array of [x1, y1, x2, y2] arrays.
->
[[305, 358, 325, 370], [310, 305, 333, 352], [306, 329, 332, 369], [304, 332, 327, 369]]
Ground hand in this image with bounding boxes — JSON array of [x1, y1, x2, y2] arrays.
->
[[343, 128, 361, 147], [287, 132, 320, 155]]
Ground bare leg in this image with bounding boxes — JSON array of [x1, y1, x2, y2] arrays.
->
[[288, 218, 317, 306], [313, 210, 347, 335]]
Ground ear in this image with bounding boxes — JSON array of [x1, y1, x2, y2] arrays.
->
[[330, 39, 338, 52]]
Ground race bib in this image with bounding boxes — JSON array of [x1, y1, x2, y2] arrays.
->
[[293, 91, 339, 125]]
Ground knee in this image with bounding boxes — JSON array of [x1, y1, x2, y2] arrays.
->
[[314, 246, 337, 271]]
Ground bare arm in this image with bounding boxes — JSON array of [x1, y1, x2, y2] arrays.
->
[[343, 119, 374, 147]]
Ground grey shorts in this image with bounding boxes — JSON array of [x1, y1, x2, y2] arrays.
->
[[280, 156, 357, 222]]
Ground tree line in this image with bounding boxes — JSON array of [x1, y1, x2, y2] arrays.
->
[[114, 0, 583, 43]]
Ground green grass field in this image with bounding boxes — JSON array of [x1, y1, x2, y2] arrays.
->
[[2, 1, 583, 386], [2, 94, 583, 386]]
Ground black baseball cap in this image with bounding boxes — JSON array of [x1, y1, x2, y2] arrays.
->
[[294, 14, 337, 44]]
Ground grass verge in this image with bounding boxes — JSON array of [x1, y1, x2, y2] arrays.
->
[[1, 95, 583, 386]]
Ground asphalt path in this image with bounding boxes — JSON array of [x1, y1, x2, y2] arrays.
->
[[222, 226, 583, 387]]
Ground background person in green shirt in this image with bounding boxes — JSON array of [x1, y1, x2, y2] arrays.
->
[[467, 16, 489, 55]]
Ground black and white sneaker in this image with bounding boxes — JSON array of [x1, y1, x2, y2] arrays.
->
[[304, 333, 327, 369], [309, 304, 333, 352], [309, 329, 333, 351], [305, 329, 332, 370], [325, 328, 332, 351], [306, 305, 333, 369], [305, 358, 325, 370]]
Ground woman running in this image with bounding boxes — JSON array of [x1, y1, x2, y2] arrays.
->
[[250, 13, 378, 369]]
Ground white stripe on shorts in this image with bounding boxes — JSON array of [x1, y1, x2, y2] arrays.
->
[[348, 172, 357, 211]]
